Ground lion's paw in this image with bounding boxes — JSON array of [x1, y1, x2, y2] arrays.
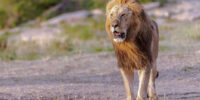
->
[[136, 97, 147, 100], [149, 96, 158, 100], [126, 96, 135, 100]]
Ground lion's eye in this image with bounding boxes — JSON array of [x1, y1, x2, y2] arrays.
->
[[121, 14, 126, 18]]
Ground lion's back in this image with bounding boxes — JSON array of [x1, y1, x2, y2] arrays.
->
[[151, 20, 159, 62]]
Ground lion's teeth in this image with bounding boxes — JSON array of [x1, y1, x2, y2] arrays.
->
[[114, 38, 125, 42], [115, 33, 121, 35]]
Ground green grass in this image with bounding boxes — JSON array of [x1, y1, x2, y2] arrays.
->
[[0, 16, 109, 61], [0, 36, 75, 61], [0, 47, 40, 61], [91, 46, 114, 53], [93, 46, 104, 52], [0, 44, 40, 61], [62, 17, 106, 41], [175, 54, 185, 59], [159, 45, 170, 52], [185, 25, 200, 40], [182, 66, 195, 72], [159, 25, 174, 31], [159, 35, 165, 41], [106, 47, 114, 52], [90, 69, 97, 73], [166, 23, 200, 41], [62, 24, 94, 41], [45, 38, 74, 57], [158, 21, 200, 54], [18, 51, 40, 61], [51, 39, 73, 52], [0, 32, 19, 50], [0, 49, 17, 61], [60, 17, 114, 54]]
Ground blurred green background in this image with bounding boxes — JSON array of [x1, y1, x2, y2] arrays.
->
[[0, 0, 158, 29], [0, 0, 172, 61]]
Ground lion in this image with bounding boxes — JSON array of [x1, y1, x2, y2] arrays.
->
[[105, 0, 159, 100]]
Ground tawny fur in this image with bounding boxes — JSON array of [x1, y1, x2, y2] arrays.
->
[[106, 0, 159, 99], [106, 0, 157, 70]]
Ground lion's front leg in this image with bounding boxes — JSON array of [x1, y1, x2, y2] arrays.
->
[[137, 67, 151, 100], [120, 68, 135, 100]]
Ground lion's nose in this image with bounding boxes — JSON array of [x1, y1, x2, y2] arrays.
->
[[112, 23, 118, 28]]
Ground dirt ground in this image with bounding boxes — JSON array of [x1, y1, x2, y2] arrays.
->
[[1, 0, 200, 100], [0, 49, 200, 100]]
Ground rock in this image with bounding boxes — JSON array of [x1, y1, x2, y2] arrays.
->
[[0, 21, 36, 36], [143, 2, 160, 10], [91, 9, 104, 19], [155, 18, 167, 25], [146, 0, 200, 21], [150, 9, 171, 18], [91, 9, 104, 16], [5, 10, 92, 54], [172, 12, 200, 21], [42, 10, 91, 26], [170, 0, 200, 21], [42, 0, 71, 18], [8, 27, 62, 47]]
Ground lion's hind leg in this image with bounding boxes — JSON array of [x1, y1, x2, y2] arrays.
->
[[148, 64, 158, 100], [137, 67, 151, 100]]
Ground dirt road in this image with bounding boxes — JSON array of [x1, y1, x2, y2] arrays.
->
[[1, 0, 200, 99], [0, 50, 200, 100]]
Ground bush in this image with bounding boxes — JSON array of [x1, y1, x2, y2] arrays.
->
[[159, 0, 168, 7], [80, 0, 107, 10], [0, 0, 159, 29], [0, 8, 8, 28], [139, 0, 156, 3], [0, 32, 19, 51], [0, 0, 62, 28]]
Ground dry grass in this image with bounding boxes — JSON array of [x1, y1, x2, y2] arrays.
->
[[0, 16, 113, 61], [2, 16, 200, 61]]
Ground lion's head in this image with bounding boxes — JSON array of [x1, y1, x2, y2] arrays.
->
[[106, 0, 148, 43], [108, 5, 133, 42]]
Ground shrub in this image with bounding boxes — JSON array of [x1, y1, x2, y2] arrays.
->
[[139, 0, 156, 3], [0, 0, 160, 29], [0, 8, 8, 28], [80, 0, 107, 10], [0, 32, 11, 50], [0, 0, 62, 28]]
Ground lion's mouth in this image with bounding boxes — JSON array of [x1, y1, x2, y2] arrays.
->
[[113, 32, 126, 42]]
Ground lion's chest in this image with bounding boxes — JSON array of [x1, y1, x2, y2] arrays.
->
[[114, 44, 148, 70]]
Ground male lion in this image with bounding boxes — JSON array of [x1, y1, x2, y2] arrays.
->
[[105, 0, 159, 100]]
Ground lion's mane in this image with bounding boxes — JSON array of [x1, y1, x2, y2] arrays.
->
[[106, 0, 154, 70]]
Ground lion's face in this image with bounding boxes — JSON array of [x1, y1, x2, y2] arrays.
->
[[108, 5, 133, 43]]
